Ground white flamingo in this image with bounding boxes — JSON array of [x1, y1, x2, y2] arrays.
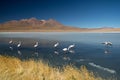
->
[[62, 48, 68, 52], [54, 42, 59, 47], [68, 44, 75, 50], [9, 40, 13, 44], [34, 42, 38, 48], [101, 41, 112, 46], [17, 41, 21, 47]]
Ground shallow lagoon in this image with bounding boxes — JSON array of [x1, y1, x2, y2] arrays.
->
[[0, 32, 120, 79]]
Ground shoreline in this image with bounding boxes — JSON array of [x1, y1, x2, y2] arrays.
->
[[0, 31, 120, 33], [1, 27, 120, 33]]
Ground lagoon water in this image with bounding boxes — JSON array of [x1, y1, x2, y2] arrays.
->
[[0, 32, 120, 79]]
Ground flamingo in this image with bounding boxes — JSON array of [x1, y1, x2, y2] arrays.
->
[[17, 41, 21, 47], [34, 42, 38, 48], [62, 48, 68, 52], [54, 42, 59, 47], [9, 40, 13, 44], [68, 44, 75, 50], [101, 41, 112, 46]]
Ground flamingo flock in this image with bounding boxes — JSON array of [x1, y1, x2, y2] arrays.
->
[[8, 40, 76, 53], [8, 39, 113, 55]]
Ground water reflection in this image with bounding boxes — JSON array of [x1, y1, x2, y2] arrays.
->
[[18, 50, 22, 55], [63, 56, 71, 61], [69, 50, 75, 54], [9, 46, 13, 50], [103, 46, 112, 54], [34, 52, 39, 57], [0, 44, 75, 63], [54, 51, 59, 55], [104, 49, 111, 54]]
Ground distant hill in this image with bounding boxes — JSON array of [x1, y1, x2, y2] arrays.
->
[[0, 18, 120, 32], [0, 18, 81, 32]]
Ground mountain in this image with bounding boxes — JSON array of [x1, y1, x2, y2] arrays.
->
[[0, 18, 80, 31], [0, 18, 120, 32]]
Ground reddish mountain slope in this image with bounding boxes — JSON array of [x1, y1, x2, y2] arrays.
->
[[0, 18, 120, 32], [0, 18, 80, 31]]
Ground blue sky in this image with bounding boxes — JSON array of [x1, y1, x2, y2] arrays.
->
[[0, 0, 120, 28]]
